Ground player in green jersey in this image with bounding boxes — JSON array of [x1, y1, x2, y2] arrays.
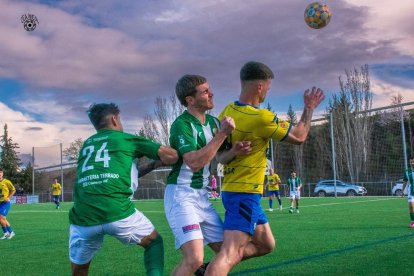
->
[[287, 170, 302, 213], [69, 103, 178, 276], [165, 75, 251, 276], [402, 157, 414, 228]]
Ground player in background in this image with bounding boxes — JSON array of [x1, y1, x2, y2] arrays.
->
[[266, 168, 282, 211], [401, 157, 414, 228], [206, 61, 325, 275], [69, 103, 178, 276], [287, 170, 302, 214], [211, 174, 218, 200], [0, 168, 16, 239], [51, 178, 62, 209], [165, 75, 251, 276]]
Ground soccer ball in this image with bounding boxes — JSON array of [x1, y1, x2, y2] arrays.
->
[[304, 2, 332, 29]]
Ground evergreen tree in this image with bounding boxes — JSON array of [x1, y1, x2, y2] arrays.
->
[[0, 124, 22, 183]]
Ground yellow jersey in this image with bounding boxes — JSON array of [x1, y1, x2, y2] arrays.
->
[[219, 101, 291, 194], [267, 173, 281, 191], [52, 182, 62, 196], [0, 178, 15, 202]]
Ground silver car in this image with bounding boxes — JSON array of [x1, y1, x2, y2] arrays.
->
[[391, 179, 407, 196], [314, 180, 367, 197]]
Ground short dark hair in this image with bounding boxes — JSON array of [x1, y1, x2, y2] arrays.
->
[[240, 61, 274, 81], [175, 74, 207, 107], [0, 167, 3, 172], [87, 103, 120, 130]]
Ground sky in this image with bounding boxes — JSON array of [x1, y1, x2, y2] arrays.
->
[[1, 0, 414, 157]]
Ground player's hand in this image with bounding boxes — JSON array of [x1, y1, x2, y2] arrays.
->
[[220, 116, 235, 135], [232, 140, 251, 156], [304, 87, 325, 109]]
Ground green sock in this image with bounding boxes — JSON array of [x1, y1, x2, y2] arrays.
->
[[144, 234, 164, 276], [410, 212, 414, 221]]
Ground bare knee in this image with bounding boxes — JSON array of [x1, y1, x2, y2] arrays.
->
[[183, 254, 204, 272]]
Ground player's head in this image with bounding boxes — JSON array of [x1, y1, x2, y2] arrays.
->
[[410, 157, 414, 167], [176, 74, 208, 107], [291, 169, 296, 177], [0, 167, 3, 179], [240, 61, 274, 82], [240, 61, 274, 103], [87, 103, 122, 131]]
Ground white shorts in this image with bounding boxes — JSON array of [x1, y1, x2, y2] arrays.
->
[[69, 209, 154, 265], [290, 190, 301, 200], [164, 184, 224, 249]]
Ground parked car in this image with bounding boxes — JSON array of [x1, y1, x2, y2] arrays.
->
[[314, 180, 367, 197], [392, 179, 407, 196]]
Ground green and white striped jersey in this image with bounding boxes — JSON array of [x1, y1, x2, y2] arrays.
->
[[167, 111, 219, 189], [287, 176, 302, 191], [69, 129, 160, 226]]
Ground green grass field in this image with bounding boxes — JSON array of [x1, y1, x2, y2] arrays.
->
[[2, 197, 413, 275]]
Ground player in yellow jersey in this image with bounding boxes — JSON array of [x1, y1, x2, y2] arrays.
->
[[51, 178, 62, 209], [266, 168, 282, 211], [0, 168, 16, 239], [206, 61, 325, 275]]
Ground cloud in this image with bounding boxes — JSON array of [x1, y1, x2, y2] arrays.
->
[[0, 0, 413, 154], [0, 101, 93, 155]]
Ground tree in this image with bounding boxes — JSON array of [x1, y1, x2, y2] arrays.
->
[[140, 92, 185, 144], [63, 138, 84, 162], [329, 64, 373, 183], [0, 124, 21, 183]]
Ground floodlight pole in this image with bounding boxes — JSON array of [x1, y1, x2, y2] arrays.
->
[[400, 104, 408, 170], [32, 147, 35, 196], [330, 112, 337, 198], [60, 143, 64, 202]]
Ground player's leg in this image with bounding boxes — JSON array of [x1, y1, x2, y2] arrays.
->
[[69, 224, 104, 276], [268, 192, 274, 211], [296, 191, 301, 213], [242, 223, 275, 260], [141, 230, 165, 276], [289, 192, 295, 213], [194, 196, 225, 275], [107, 210, 164, 276], [164, 185, 206, 275], [408, 196, 414, 228], [206, 230, 251, 275], [276, 191, 282, 210], [56, 195, 61, 209], [0, 202, 13, 239]]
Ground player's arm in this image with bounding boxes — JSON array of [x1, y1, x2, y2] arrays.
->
[[157, 146, 178, 165], [183, 117, 234, 172], [138, 160, 164, 178], [216, 140, 252, 164], [402, 180, 408, 197], [284, 87, 325, 145], [6, 183, 15, 201]]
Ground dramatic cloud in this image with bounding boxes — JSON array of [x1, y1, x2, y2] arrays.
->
[[0, 0, 413, 154]]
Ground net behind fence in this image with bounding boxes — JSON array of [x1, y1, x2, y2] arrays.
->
[[29, 102, 414, 202]]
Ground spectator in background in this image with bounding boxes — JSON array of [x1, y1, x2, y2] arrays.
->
[[211, 174, 218, 200]]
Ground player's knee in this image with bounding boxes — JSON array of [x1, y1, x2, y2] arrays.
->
[[184, 255, 204, 271]]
